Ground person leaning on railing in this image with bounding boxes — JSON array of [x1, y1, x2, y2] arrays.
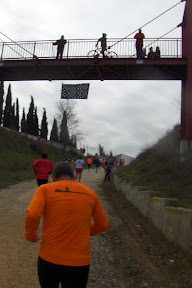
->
[[53, 35, 67, 59]]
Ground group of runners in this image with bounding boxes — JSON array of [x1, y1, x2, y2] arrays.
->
[[28, 154, 109, 288], [32, 153, 125, 187], [29, 152, 127, 287]]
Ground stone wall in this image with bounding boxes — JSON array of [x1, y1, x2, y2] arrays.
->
[[114, 174, 192, 253]]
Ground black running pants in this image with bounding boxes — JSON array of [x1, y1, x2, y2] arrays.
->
[[38, 256, 89, 288]]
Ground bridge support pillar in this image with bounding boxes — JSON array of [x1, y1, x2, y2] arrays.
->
[[180, 140, 192, 155], [180, 0, 192, 154], [180, 79, 192, 154]]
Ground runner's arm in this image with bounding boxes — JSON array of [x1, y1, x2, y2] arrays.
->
[[32, 160, 38, 173], [90, 197, 109, 236], [24, 186, 45, 241], [49, 161, 54, 175]]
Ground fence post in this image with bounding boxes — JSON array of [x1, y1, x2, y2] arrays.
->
[[1, 43, 5, 60], [33, 42, 36, 58], [67, 41, 70, 59]]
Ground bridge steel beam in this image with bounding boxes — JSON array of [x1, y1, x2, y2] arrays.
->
[[180, 0, 192, 154], [0, 58, 186, 81]]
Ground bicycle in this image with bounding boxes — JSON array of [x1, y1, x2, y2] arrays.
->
[[87, 45, 118, 59]]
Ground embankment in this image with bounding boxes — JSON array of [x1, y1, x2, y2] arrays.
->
[[114, 173, 192, 254]]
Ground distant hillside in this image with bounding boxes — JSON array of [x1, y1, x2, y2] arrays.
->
[[0, 127, 79, 189], [116, 125, 192, 208]]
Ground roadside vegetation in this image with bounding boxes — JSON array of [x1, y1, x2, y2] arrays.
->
[[116, 124, 192, 209], [0, 127, 79, 189]]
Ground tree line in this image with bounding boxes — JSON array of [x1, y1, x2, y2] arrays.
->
[[0, 82, 77, 148]]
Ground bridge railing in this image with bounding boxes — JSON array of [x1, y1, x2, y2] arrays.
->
[[0, 38, 182, 60]]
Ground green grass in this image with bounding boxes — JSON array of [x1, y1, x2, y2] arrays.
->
[[0, 127, 79, 189], [116, 124, 192, 209]]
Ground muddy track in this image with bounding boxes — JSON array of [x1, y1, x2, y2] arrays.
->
[[0, 168, 191, 287]]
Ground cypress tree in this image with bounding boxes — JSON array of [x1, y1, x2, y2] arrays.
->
[[15, 98, 19, 131], [3, 84, 12, 128], [33, 106, 39, 136], [21, 108, 27, 133], [71, 135, 77, 148], [60, 110, 70, 146], [10, 103, 15, 129], [26, 97, 39, 136], [71, 135, 74, 147], [40, 108, 48, 139], [50, 118, 59, 142], [26, 96, 35, 135], [0, 81, 4, 125], [74, 135, 77, 148]]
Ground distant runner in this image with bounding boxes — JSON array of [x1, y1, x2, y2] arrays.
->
[[105, 163, 112, 182], [87, 157, 92, 171], [75, 156, 85, 182], [32, 153, 54, 186]]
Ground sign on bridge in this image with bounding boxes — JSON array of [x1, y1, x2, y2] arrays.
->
[[61, 83, 89, 99]]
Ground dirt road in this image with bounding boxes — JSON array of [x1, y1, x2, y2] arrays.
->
[[0, 168, 191, 287]]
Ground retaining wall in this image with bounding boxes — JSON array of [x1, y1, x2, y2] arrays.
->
[[114, 174, 192, 253]]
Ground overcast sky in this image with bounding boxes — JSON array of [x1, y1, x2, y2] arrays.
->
[[0, 0, 185, 157]]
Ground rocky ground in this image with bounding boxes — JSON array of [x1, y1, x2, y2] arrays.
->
[[0, 167, 191, 287]]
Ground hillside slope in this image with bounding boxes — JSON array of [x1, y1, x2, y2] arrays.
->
[[116, 125, 192, 208], [0, 127, 78, 189]]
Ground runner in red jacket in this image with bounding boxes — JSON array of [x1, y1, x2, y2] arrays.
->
[[32, 153, 54, 186]]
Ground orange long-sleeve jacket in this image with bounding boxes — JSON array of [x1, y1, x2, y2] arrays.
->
[[25, 180, 109, 266]]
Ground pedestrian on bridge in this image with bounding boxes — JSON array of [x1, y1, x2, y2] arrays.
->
[[53, 35, 67, 59], [155, 46, 161, 59], [148, 47, 155, 59], [25, 161, 109, 288], [134, 28, 145, 59]]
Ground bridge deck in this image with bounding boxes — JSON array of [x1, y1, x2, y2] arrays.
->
[[0, 57, 187, 81]]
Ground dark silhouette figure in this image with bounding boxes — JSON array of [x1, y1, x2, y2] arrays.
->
[[53, 35, 67, 59], [148, 47, 155, 59], [155, 46, 161, 59], [96, 33, 107, 58], [134, 29, 145, 59], [105, 164, 111, 182]]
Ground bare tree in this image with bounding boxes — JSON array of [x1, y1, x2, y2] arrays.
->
[[55, 99, 85, 144]]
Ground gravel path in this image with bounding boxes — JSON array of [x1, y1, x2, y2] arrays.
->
[[0, 168, 191, 287]]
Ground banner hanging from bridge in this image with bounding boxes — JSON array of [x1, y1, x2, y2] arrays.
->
[[61, 83, 90, 99]]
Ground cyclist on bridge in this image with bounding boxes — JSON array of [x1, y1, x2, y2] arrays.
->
[[53, 35, 67, 59], [96, 33, 107, 58]]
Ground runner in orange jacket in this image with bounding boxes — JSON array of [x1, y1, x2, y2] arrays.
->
[[25, 161, 109, 288], [87, 157, 92, 171]]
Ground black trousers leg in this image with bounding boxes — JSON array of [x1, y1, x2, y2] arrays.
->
[[38, 257, 89, 288], [37, 179, 48, 186]]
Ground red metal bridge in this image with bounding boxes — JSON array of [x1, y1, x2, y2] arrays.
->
[[0, 37, 185, 81], [0, 0, 191, 152]]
